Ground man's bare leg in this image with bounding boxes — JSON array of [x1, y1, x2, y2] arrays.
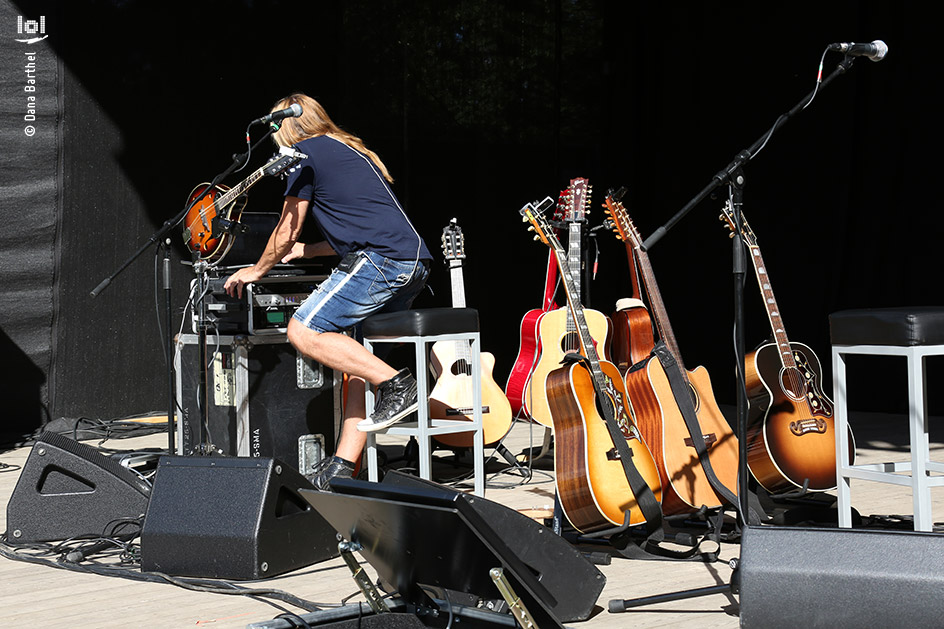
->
[[287, 319, 397, 386]]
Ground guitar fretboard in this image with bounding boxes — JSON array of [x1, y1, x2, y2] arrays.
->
[[748, 245, 797, 370]]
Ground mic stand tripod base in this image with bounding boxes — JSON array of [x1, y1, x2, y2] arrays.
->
[[608, 558, 740, 613]]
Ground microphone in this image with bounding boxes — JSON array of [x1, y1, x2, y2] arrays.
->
[[829, 40, 888, 61], [251, 103, 303, 125]]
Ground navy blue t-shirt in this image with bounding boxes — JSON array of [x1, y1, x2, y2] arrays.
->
[[283, 135, 431, 262]]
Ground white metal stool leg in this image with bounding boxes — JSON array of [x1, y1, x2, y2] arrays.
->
[[833, 347, 854, 528], [471, 332, 485, 497], [909, 347, 933, 531], [414, 339, 432, 480]]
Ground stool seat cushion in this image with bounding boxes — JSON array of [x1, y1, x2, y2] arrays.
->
[[829, 307, 944, 347], [363, 307, 479, 339]]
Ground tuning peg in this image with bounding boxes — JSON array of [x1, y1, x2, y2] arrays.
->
[[533, 235, 542, 242], [521, 215, 529, 223], [729, 232, 735, 239]]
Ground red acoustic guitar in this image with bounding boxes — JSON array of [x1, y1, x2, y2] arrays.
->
[[521, 202, 662, 533], [182, 147, 304, 261], [505, 246, 559, 418], [719, 201, 854, 492], [522, 178, 610, 429], [429, 220, 514, 449], [605, 198, 739, 515]]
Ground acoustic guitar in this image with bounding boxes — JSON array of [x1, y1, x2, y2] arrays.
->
[[606, 190, 656, 375], [429, 220, 514, 449], [505, 246, 559, 418], [605, 198, 739, 515], [719, 201, 854, 492], [182, 147, 304, 261], [522, 178, 610, 429], [521, 202, 662, 533]]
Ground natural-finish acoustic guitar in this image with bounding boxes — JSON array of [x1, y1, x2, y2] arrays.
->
[[521, 202, 662, 533], [719, 201, 854, 492], [523, 178, 610, 429], [429, 220, 514, 449], [605, 198, 739, 515]]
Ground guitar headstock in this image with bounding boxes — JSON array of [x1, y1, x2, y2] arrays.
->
[[718, 200, 758, 247], [441, 218, 466, 263], [558, 177, 592, 224], [520, 197, 564, 255], [264, 146, 307, 177], [603, 190, 644, 249]]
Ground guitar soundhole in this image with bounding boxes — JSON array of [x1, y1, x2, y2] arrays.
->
[[780, 367, 806, 402], [450, 360, 473, 377], [559, 331, 580, 354]]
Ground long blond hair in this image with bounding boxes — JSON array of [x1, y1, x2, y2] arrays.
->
[[271, 93, 393, 183]]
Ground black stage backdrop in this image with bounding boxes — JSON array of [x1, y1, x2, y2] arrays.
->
[[1, 1, 941, 445]]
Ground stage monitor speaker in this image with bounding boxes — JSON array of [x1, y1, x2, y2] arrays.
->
[[140, 455, 338, 580], [380, 470, 604, 623], [5, 432, 151, 543], [739, 524, 944, 628]]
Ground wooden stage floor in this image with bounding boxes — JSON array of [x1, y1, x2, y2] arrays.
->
[[1, 410, 941, 628]]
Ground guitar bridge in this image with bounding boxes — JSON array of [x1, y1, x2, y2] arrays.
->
[[446, 406, 491, 416]]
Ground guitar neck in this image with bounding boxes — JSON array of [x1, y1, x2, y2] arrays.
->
[[566, 222, 583, 332], [449, 260, 467, 309], [746, 244, 797, 369], [633, 244, 686, 372], [448, 259, 472, 362], [215, 165, 267, 209], [552, 245, 608, 387]]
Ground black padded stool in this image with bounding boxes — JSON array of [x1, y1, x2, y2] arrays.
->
[[362, 307, 485, 496], [830, 307, 944, 531]]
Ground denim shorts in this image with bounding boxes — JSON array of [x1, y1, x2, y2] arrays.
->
[[292, 250, 429, 335]]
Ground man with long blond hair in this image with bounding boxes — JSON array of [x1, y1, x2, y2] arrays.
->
[[225, 93, 432, 490]]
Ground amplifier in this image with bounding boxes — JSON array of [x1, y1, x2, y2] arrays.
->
[[191, 270, 328, 335]]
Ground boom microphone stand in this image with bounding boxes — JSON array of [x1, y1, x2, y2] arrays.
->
[[91, 122, 279, 456], [609, 50, 861, 613]]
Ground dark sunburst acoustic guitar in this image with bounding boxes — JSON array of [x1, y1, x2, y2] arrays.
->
[[719, 200, 854, 492]]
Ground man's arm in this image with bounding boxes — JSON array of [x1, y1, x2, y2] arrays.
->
[[281, 239, 337, 263], [224, 196, 309, 298]]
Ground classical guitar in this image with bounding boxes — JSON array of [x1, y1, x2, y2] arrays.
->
[[182, 147, 305, 261], [521, 202, 662, 533], [429, 220, 514, 449], [522, 178, 610, 429], [719, 201, 854, 492], [605, 198, 739, 515]]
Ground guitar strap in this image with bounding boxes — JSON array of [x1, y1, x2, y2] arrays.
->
[[650, 342, 740, 509], [561, 354, 663, 540]]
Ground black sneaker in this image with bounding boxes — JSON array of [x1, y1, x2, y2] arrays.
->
[[357, 368, 418, 432], [305, 455, 355, 491]]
